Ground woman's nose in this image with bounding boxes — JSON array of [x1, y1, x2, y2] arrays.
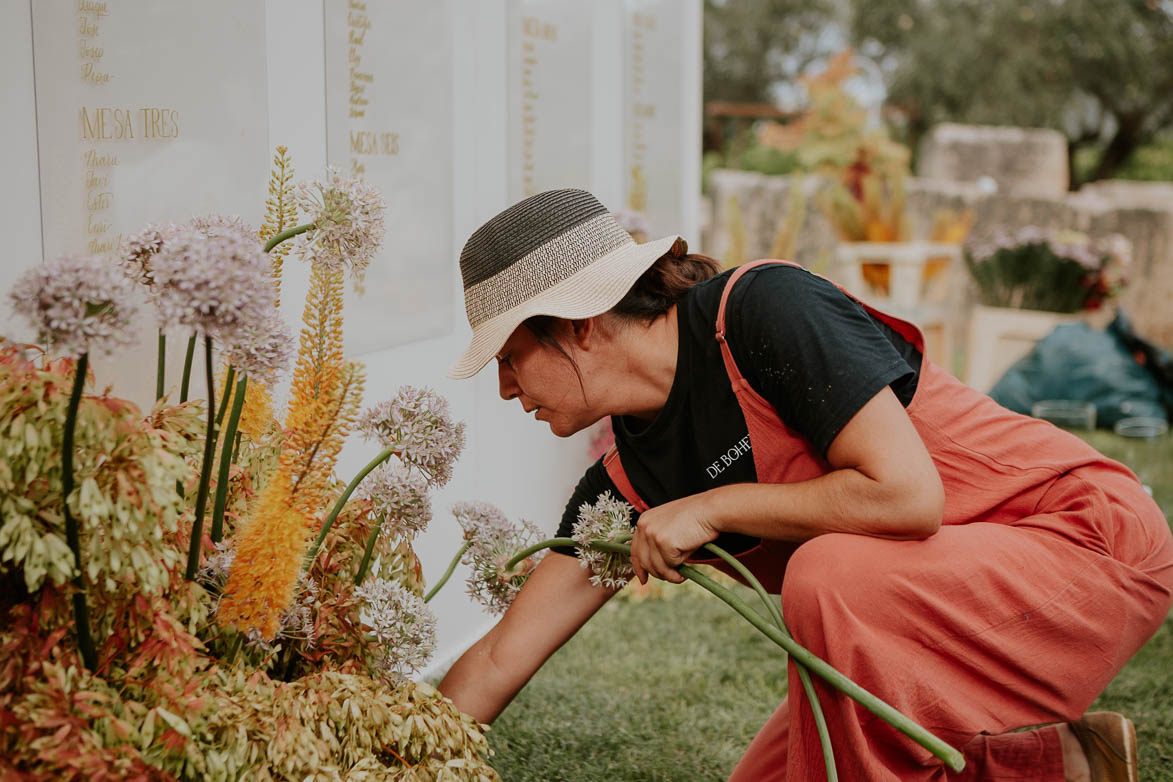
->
[[498, 361, 519, 400]]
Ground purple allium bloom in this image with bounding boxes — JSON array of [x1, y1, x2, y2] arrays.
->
[[151, 226, 276, 344], [358, 387, 467, 487], [572, 491, 636, 589], [451, 501, 545, 616], [187, 214, 256, 244], [354, 461, 432, 539], [224, 310, 294, 385], [612, 208, 651, 240], [294, 167, 386, 278], [355, 577, 437, 678], [9, 254, 138, 357], [119, 222, 181, 289]]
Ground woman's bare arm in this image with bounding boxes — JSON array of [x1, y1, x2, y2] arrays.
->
[[437, 550, 618, 724], [630, 385, 945, 583]]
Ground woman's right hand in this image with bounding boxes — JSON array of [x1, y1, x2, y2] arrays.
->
[[437, 550, 619, 725]]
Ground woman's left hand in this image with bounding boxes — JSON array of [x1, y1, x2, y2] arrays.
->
[[630, 493, 720, 584]]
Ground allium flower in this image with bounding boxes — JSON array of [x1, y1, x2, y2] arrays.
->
[[9, 254, 138, 356], [572, 491, 636, 589], [355, 461, 432, 539], [358, 387, 467, 486], [197, 540, 236, 591], [452, 501, 545, 616], [278, 576, 318, 647], [451, 501, 514, 542], [612, 209, 650, 241], [119, 221, 180, 288], [151, 227, 276, 344], [294, 167, 386, 277], [355, 577, 437, 677], [187, 214, 256, 243], [224, 310, 295, 385]]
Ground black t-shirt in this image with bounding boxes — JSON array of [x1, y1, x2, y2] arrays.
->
[[554, 264, 921, 555]]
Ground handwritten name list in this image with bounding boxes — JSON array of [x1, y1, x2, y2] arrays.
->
[[73, 1, 180, 254], [345, 1, 398, 178], [325, 1, 453, 351], [507, 1, 591, 202]]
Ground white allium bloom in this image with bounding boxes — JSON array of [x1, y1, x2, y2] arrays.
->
[[294, 167, 386, 277], [151, 226, 277, 344], [358, 387, 467, 487], [9, 254, 138, 357], [278, 576, 319, 648], [355, 461, 432, 539], [197, 540, 236, 591], [453, 502, 545, 616], [572, 491, 636, 589], [224, 310, 294, 385], [355, 577, 437, 678], [119, 222, 181, 289], [187, 214, 257, 244], [451, 501, 513, 542], [611, 209, 651, 240]]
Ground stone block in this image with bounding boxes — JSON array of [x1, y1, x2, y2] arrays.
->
[[917, 123, 1069, 199]]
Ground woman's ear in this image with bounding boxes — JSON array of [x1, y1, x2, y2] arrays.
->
[[569, 317, 598, 350]]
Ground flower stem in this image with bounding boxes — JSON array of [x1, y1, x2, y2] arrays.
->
[[423, 540, 472, 603], [543, 538, 965, 772], [354, 514, 385, 586], [263, 222, 315, 253], [184, 337, 218, 581], [155, 330, 166, 401], [303, 445, 397, 572], [701, 543, 837, 781], [179, 333, 196, 403], [210, 375, 248, 543], [215, 365, 236, 427], [675, 560, 963, 772], [223, 633, 243, 665], [504, 538, 579, 571], [63, 353, 97, 671]]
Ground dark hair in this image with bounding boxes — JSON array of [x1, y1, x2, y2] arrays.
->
[[612, 241, 721, 324], [522, 245, 722, 385]]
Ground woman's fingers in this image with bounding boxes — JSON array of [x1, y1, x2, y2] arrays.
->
[[631, 524, 685, 584]]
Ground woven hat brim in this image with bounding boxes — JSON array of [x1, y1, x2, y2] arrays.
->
[[447, 234, 680, 379]]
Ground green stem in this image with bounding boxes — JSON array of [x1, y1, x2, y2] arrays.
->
[[215, 366, 235, 427], [423, 540, 472, 603], [184, 337, 218, 580], [63, 353, 97, 671], [577, 539, 964, 772], [155, 330, 166, 401], [223, 633, 243, 665], [179, 334, 196, 403], [504, 537, 579, 571], [263, 222, 315, 253], [354, 514, 386, 586], [702, 544, 837, 782], [232, 431, 242, 464], [303, 446, 397, 572], [676, 561, 963, 772], [210, 375, 248, 543]]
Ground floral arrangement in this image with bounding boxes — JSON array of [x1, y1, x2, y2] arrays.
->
[[965, 226, 1132, 313], [0, 147, 499, 779]]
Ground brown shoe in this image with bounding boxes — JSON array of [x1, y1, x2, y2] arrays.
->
[[1068, 712, 1138, 782]]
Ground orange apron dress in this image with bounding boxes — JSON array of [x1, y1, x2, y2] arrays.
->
[[603, 260, 1173, 780]]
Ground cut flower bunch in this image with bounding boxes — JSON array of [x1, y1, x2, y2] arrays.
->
[[965, 226, 1132, 313], [0, 147, 498, 780]]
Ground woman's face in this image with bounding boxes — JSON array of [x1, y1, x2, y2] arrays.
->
[[496, 323, 599, 437]]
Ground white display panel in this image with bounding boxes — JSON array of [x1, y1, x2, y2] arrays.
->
[[324, 0, 455, 356], [30, 1, 269, 260], [622, 0, 686, 238], [29, 1, 269, 407], [506, 0, 593, 202]]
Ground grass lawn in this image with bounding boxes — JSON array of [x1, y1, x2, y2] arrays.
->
[[484, 428, 1173, 780]]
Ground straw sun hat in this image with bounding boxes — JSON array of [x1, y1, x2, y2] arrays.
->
[[447, 188, 683, 379]]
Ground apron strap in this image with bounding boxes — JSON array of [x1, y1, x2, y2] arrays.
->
[[715, 260, 802, 385], [602, 444, 650, 513]]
